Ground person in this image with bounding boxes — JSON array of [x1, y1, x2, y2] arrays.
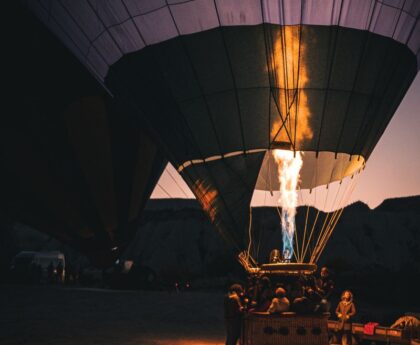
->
[[269, 249, 281, 263], [56, 261, 64, 283], [316, 267, 334, 312], [268, 287, 290, 314], [391, 314, 420, 339], [224, 284, 245, 345], [254, 276, 272, 312], [291, 286, 321, 314], [335, 290, 356, 345]]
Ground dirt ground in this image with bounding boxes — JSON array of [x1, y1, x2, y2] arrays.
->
[[0, 285, 226, 345]]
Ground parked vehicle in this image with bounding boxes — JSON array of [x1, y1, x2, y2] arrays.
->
[[10, 251, 65, 283]]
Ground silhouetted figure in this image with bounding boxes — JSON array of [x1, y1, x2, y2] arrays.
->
[[245, 275, 258, 307], [254, 276, 272, 312], [291, 286, 321, 314], [305, 287, 323, 313], [268, 287, 290, 314], [56, 262, 64, 283], [316, 267, 334, 312], [335, 290, 356, 345], [224, 284, 244, 345], [47, 261, 55, 284]]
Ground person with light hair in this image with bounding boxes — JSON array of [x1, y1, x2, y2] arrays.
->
[[335, 290, 356, 345], [268, 287, 290, 314]]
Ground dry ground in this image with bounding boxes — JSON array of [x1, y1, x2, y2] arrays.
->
[[0, 285, 226, 345]]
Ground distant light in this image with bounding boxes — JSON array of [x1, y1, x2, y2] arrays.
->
[[111, 246, 118, 251]]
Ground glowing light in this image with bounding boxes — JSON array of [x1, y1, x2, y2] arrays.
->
[[191, 180, 218, 222], [273, 149, 303, 260], [269, 25, 313, 148]]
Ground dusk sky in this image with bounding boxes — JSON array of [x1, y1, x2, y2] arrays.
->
[[151, 73, 420, 210]]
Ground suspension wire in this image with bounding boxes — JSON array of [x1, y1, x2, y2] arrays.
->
[[308, 150, 320, 257], [255, 191, 268, 261], [311, 178, 351, 263], [246, 205, 256, 265], [301, 209, 321, 263], [307, 181, 335, 261], [315, 175, 360, 261], [314, 174, 345, 256], [311, 210, 333, 261], [256, 208, 263, 262], [294, 211, 301, 263], [311, 170, 361, 263], [299, 205, 311, 262]]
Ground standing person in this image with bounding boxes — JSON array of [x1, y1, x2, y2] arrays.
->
[[56, 261, 64, 283], [335, 290, 356, 345], [224, 284, 245, 345], [316, 267, 335, 312]]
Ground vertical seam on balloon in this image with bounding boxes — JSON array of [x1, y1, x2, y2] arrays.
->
[[118, 1, 200, 165], [315, 0, 345, 157], [212, 0, 247, 154], [354, 0, 411, 158], [56, 0, 111, 75], [260, 0, 275, 149], [333, 0, 379, 158], [294, 0, 305, 154], [120, 0, 147, 47], [166, 0, 225, 159], [164, 1, 255, 245], [34, 0, 108, 92]]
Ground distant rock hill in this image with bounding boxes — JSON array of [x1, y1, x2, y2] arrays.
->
[[3, 196, 420, 281], [119, 196, 420, 280], [375, 195, 420, 213]]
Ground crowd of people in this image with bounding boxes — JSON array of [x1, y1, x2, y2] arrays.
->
[[224, 267, 356, 345]]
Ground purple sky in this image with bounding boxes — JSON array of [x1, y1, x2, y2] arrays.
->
[[151, 74, 420, 209]]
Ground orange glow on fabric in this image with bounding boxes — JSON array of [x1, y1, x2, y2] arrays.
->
[[270, 26, 313, 148]]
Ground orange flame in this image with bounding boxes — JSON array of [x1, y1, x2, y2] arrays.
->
[[270, 26, 313, 148]]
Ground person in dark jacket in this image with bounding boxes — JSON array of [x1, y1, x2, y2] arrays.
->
[[335, 290, 356, 345], [316, 267, 334, 312], [224, 284, 244, 345], [255, 276, 273, 312]]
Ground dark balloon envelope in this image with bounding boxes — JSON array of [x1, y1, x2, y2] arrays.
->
[[2, 4, 166, 267], [24, 0, 420, 259]]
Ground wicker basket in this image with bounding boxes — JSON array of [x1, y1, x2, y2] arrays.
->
[[242, 312, 330, 345]]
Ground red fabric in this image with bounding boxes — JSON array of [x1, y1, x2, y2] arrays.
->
[[363, 322, 380, 335]]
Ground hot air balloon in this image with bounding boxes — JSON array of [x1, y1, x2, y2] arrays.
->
[[2, 3, 166, 267], [23, 0, 419, 269]]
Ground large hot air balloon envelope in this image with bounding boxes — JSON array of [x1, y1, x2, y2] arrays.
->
[[2, 4, 166, 267], [24, 0, 420, 262]]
